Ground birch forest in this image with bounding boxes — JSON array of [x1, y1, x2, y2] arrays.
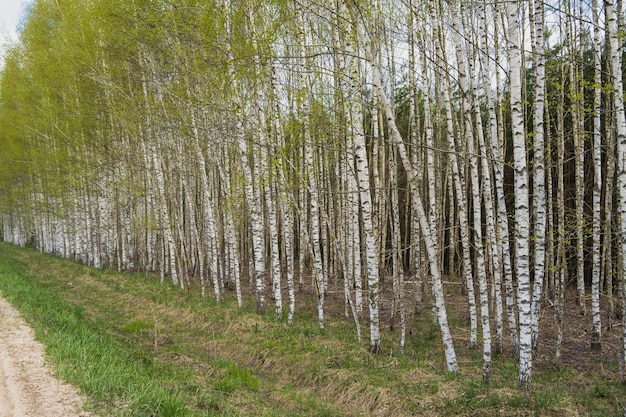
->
[[1, 0, 626, 392]]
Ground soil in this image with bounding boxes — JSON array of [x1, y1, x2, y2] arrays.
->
[[0, 295, 93, 417], [319, 273, 624, 379]]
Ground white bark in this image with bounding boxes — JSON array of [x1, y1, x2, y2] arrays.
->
[[148, 140, 178, 288], [439, 40, 478, 349], [606, 0, 626, 382], [295, 3, 324, 329], [453, 2, 491, 381], [591, 0, 602, 351], [349, 4, 458, 372], [556, 52, 567, 367], [507, 1, 533, 390], [265, 66, 282, 319], [477, 1, 504, 355], [563, 0, 586, 316], [530, 0, 547, 352], [342, 10, 379, 351], [417, 30, 434, 315], [230, 8, 266, 314]]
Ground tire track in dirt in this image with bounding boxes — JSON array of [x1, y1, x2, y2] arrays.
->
[[0, 294, 93, 417]]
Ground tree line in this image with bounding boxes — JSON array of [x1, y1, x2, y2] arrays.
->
[[1, 0, 625, 391]]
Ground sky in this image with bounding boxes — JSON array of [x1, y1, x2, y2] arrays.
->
[[0, 0, 30, 66]]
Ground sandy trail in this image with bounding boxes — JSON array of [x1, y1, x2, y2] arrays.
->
[[0, 295, 93, 417]]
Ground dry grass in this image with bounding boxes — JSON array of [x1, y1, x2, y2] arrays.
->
[[1, 244, 625, 416]]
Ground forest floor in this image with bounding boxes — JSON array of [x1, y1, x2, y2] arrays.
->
[[0, 295, 93, 417], [0, 242, 625, 416]]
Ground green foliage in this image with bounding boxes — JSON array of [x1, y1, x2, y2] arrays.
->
[[214, 362, 260, 393], [1, 0, 626, 413], [121, 320, 154, 334]]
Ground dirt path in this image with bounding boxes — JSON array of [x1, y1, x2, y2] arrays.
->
[[0, 295, 93, 417]]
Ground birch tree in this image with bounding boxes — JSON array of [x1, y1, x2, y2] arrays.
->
[[506, 0, 533, 390], [530, 0, 547, 352], [450, 1, 491, 380], [591, 0, 603, 351], [347, 0, 458, 372], [605, 0, 626, 382]]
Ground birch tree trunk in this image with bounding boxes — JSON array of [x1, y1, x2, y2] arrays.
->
[[506, 0, 533, 390], [476, 1, 504, 354], [591, 0, 603, 351], [236, 111, 265, 313], [437, 5, 478, 349], [343, 7, 380, 351], [606, 0, 626, 382], [556, 49, 567, 367], [530, 0, 547, 352], [419, 28, 437, 317], [451, 1, 491, 380], [484, 1, 518, 354], [348, 2, 458, 372]]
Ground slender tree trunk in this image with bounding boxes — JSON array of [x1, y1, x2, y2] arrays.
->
[[477, 1, 504, 355], [436, 6, 478, 349], [506, 0, 533, 390], [530, 0, 547, 352], [348, 3, 458, 372], [452, 1, 491, 380], [591, 0, 603, 351], [556, 49, 567, 367], [351, 59, 380, 353], [488, 1, 519, 354], [606, 0, 626, 382]]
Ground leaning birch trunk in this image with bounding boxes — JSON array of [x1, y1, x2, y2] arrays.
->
[[506, 0, 533, 390], [348, 4, 458, 373], [606, 0, 626, 382]]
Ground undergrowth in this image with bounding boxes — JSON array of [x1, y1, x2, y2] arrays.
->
[[0, 242, 624, 416]]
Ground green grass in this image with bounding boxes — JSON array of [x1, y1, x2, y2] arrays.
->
[[0, 242, 625, 416]]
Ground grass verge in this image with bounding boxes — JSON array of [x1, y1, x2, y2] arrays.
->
[[0, 242, 625, 416]]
